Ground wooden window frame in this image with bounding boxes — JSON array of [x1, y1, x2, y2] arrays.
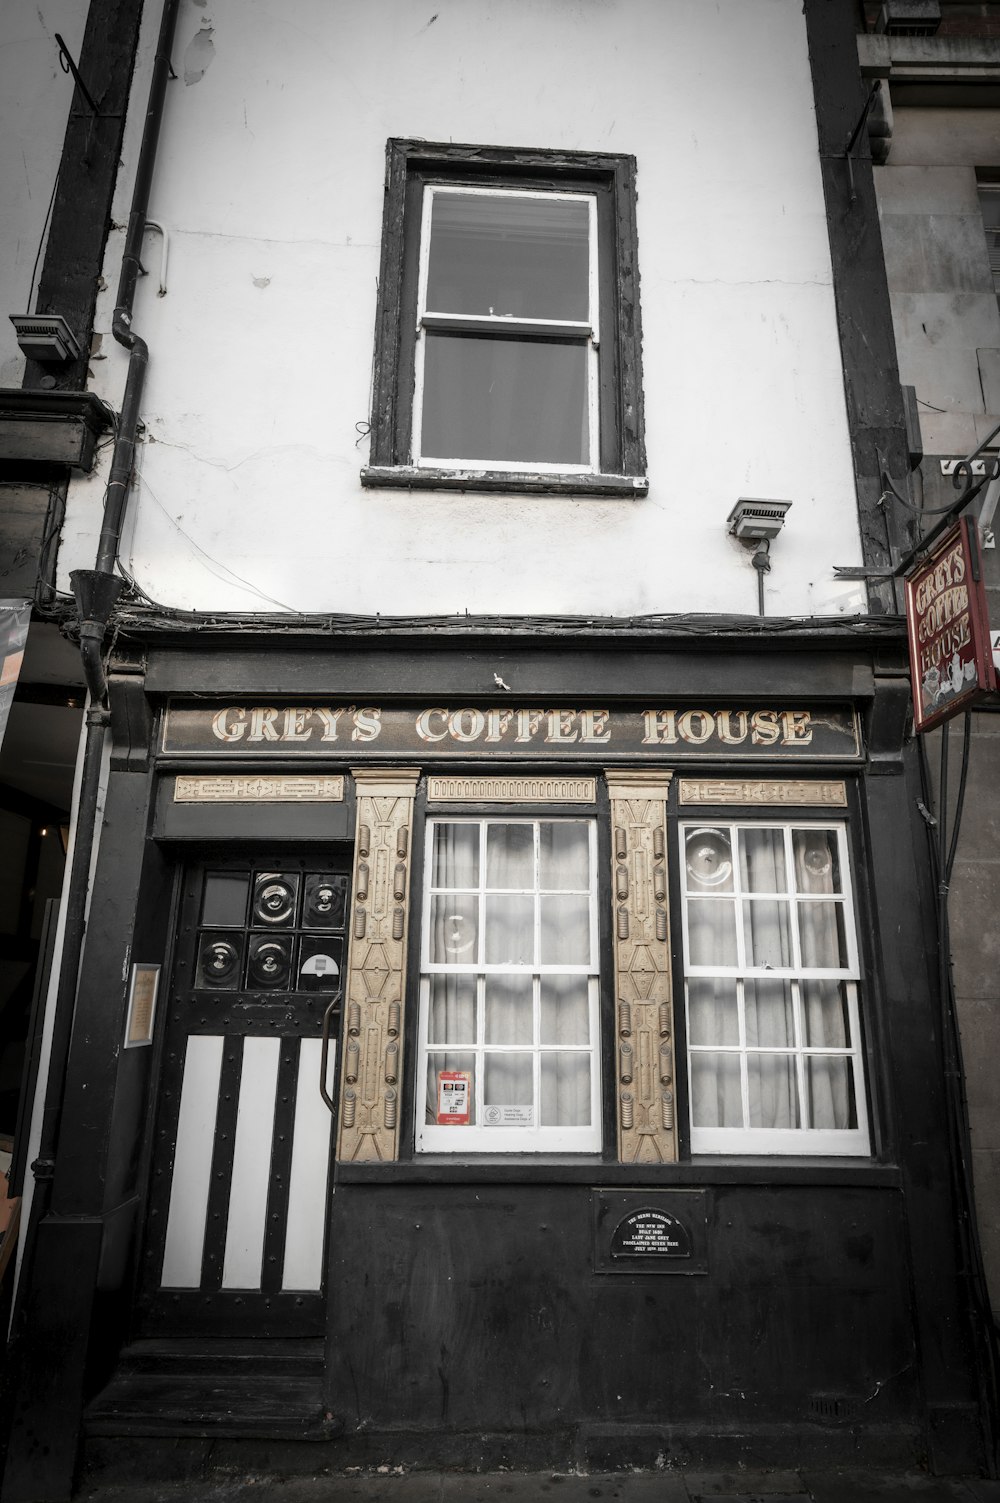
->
[[415, 815, 603, 1154], [679, 819, 871, 1158], [362, 139, 647, 498]]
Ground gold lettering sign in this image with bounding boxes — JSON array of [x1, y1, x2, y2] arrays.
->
[[678, 779, 847, 807], [163, 703, 862, 762]]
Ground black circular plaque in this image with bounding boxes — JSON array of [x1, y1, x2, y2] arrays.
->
[[610, 1208, 691, 1260]]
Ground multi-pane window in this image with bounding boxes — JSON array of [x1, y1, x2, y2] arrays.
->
[[416, 818, 601, 1152], [680, 822, 869, 1156], [363, 140, 646, 493], [413, 187, 599, 471]]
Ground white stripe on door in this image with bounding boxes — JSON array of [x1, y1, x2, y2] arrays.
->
[[221, 1037, 281, 1289], [282, 1039, 334, 1291], [160, 1035, 224, 1287]]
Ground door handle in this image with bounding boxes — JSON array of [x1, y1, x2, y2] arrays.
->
[[319, 993, 340, 1115]]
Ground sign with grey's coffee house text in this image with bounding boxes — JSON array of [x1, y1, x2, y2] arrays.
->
[[163, 702, 862, 761]]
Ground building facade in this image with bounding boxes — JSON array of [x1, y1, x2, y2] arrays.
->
[[0, 2, 994, 1498]]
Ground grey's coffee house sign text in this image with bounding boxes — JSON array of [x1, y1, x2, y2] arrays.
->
[[163, 702, 862, 760]]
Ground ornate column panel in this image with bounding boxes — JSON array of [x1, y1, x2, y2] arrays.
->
[[337, 769, 420, 1162], [605, 769, 677, 1164]]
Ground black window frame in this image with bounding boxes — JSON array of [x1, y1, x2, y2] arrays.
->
[[362, 139, 647, 498]]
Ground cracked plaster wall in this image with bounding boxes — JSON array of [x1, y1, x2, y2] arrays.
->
[[60, 0, 868, 618]]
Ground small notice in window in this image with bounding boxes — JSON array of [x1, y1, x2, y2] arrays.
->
[[483, 1104, 534, 1127], [436, 1070, 471, 1125]]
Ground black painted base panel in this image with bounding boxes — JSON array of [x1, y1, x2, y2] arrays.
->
[[79, 1421, 926, 1491]]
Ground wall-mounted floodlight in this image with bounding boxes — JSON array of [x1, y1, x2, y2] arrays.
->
[[727, 497, 792, 616], [9, 314, 81, 363]]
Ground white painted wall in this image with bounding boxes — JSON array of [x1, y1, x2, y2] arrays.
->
[[63, 0, 867, 618], [0, 1, 88, 386]]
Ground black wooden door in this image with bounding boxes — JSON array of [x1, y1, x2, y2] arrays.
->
[[138, 855, 349, 1337]]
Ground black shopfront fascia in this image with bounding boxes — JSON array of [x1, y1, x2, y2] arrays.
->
[[9, 628, 984, 1484]]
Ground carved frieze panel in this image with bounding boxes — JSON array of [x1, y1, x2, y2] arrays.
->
[[605, 770, 677, 1165], [337, 769, 419, 1163], [678, 778, 847, 807], [174, 775, 344, 803], [427, 775, 596, 803]]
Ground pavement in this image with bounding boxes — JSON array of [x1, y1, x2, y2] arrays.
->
[[74, 1468, 1000, 1503]]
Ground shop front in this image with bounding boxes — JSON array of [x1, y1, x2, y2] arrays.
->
[[64, 623, 982, 1475]]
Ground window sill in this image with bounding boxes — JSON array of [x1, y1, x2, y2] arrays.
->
[[335, 1156, 903, 1188], [360, 465, 649, 498]]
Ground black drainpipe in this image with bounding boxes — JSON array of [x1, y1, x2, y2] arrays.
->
[[21, 0, 179, 1249]]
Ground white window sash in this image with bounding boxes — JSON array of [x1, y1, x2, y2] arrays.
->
[[416, 818, 601, 1154], [680, 821, 870, 1156], [412, 184, 600, 473]]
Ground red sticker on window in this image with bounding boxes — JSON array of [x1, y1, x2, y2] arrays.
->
[[437, 1070, 472, 1125]]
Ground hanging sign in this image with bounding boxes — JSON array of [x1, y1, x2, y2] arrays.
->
[[163, 701, 862, 761], [904, 517, 997, 733], [0, 599, 31, 754], [436, 1070, 471, 1125]]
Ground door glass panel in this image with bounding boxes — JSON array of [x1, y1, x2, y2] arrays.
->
[[252, 872, 299, 927], [247, 933, 294, 989], [201, 872, 250, 928], [297, 934, 343, 991], [197, 931, 244, 989], [302, 873, 348, 928]]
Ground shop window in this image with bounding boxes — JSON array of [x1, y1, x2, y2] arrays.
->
[[680, 821, 870, 1156], [415, 818, 602, 1152], [362, 140, 646, 496]]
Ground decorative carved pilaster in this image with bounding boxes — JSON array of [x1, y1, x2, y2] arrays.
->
[[605, 769, 677, 1164], [337, 769, 419, 1162]]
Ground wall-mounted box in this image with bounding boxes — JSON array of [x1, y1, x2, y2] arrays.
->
[[0, 390, 113, 472]]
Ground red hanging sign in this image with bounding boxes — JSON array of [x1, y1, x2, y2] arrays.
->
[[905, 517, 997, 733]]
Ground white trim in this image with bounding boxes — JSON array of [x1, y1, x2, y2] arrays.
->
[[412, 184, 600, 474], [415, 816, 601, 1154], [680, 820, 870, 1157]]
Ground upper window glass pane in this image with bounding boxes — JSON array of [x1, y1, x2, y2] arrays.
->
[[425, 191, 591, 322]]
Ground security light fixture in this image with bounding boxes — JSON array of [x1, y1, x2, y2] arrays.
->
[[9, 314, 81, 364], [727, 497, 792, 542]]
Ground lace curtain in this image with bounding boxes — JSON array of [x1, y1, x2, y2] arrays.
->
[[686, 825, 856, 1133], [424, 820, 593, 1129]]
